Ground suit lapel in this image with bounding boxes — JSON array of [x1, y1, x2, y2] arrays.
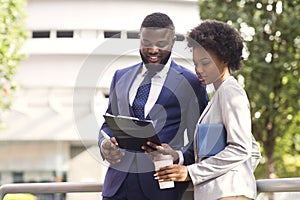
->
[[197, 101, 212, 123], [198, 88, 219, 123], [162, 63, 183, 100], [116, 63, 142, 116], [148, 61, 183, 117]]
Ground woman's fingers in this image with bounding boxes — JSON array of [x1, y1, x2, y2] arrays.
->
[[155, 165, 190, 182]]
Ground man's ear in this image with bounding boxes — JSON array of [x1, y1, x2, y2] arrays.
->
[[173, 35, 176, 44], [169, 35, 176, 49]]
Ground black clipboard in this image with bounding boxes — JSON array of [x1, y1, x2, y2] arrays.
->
[[103, 114, 161, 151]]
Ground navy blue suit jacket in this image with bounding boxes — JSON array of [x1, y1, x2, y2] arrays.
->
[[98, 60, 207, 199]]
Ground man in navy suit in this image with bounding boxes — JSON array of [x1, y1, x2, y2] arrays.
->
[[98, 12, 208, 200]]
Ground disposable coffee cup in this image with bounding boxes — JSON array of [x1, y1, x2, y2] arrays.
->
[[153, 154, 175, 189]]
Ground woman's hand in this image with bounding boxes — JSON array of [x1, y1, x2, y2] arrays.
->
[[154, 164, 191, 182]]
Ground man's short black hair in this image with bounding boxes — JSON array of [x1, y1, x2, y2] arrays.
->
[[141, 12, 174, 30]]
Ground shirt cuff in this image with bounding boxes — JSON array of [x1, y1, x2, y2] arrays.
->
[[176, 150, 184, 165]]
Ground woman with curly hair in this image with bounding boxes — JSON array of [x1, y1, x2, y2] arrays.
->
[[154, 19, 261, 200]]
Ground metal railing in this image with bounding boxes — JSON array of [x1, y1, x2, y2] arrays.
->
[[0, 178, 300, 200]]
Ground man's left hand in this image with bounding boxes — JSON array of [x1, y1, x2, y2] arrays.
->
[[142, 142, 179, 164]]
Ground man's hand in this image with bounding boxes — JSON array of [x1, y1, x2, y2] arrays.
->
[[101, 137, 124, 164], [142, 141, 179, 164], [154, 164, 191, 182]]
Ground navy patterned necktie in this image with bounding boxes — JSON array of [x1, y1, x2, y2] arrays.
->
[[132, 71, 156, 120]]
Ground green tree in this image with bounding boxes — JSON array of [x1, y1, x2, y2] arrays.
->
[[197, 0, 300, 180], [0, 0, 28, 127]]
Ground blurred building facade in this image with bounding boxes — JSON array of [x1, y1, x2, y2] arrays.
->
[[0, 0, 200, 199]]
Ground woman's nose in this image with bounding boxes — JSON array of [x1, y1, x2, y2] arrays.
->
[[195, 65, 203, 74]]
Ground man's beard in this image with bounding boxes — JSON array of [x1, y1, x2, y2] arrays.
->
[[139, 50, 171, 73]]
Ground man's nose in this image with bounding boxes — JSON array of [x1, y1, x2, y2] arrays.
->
[[148, 45, 159, 54]]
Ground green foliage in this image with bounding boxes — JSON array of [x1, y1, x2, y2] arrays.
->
[[198, 0, 300, 178], [0, 0, 28, 127]]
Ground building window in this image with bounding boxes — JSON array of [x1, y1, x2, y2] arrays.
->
[[13, 172, 23, 183], [32, 31, 50, 38], [56, 31, 74, 38], [104, 31, 121, 38], [127, 31, 139, 39], [176, 34, 185, 41]]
